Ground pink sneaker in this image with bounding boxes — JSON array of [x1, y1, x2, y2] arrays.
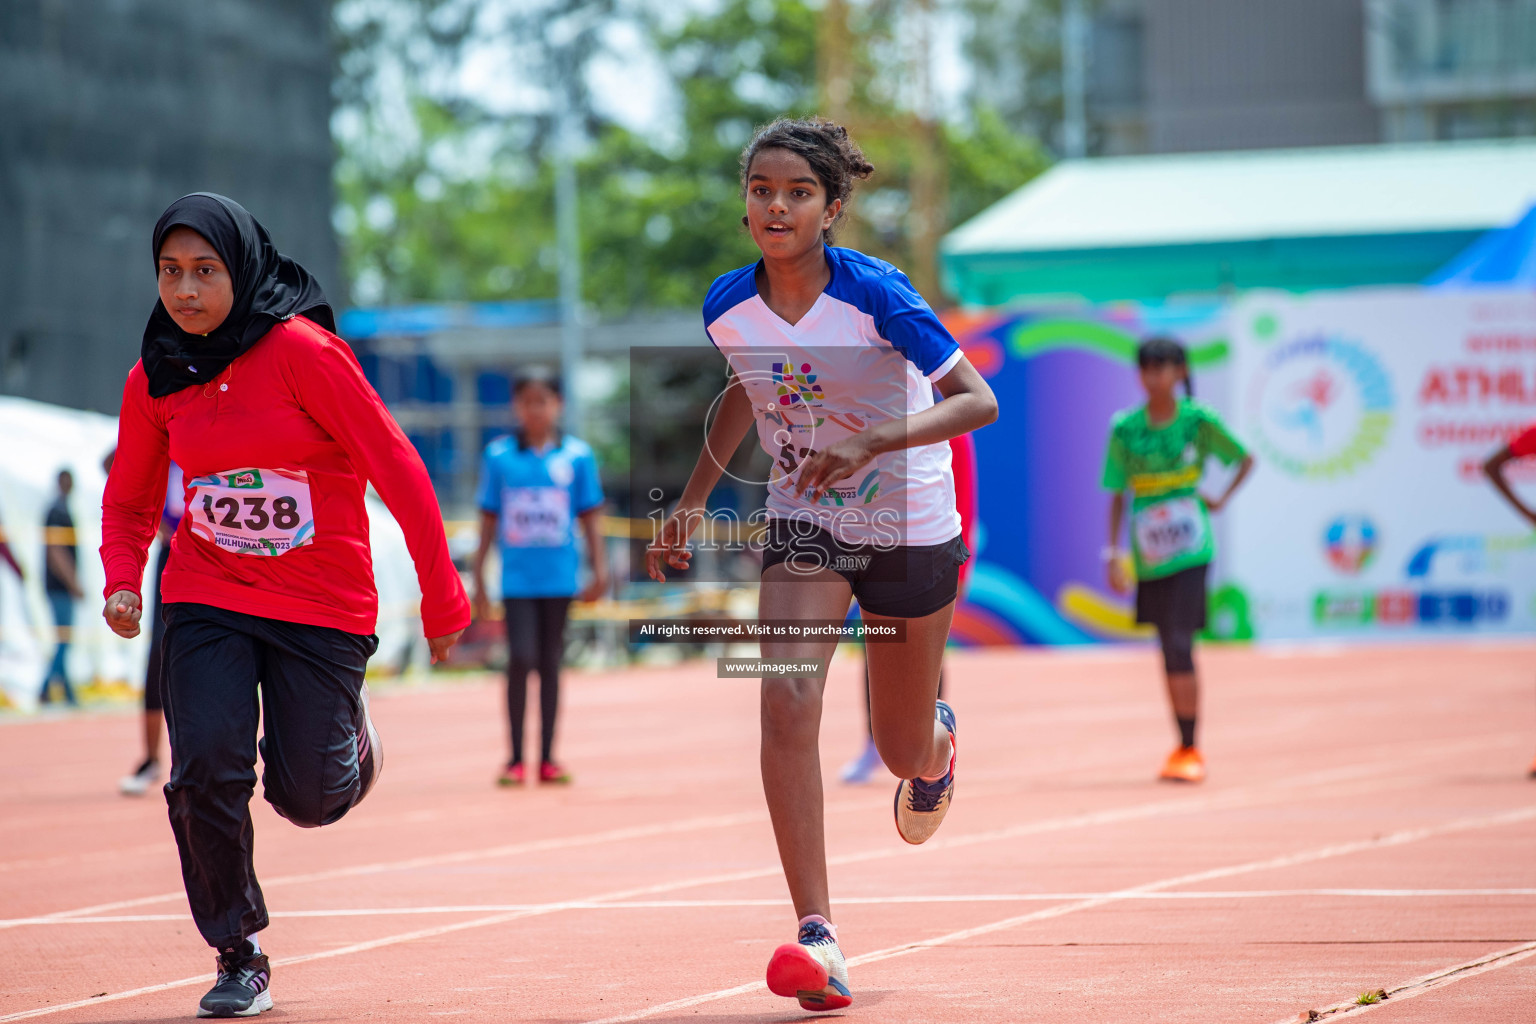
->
[[497, 763, 525, 787]]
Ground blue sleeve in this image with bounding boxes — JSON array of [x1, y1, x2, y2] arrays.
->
[[475, 450, 499, 513], [871, 270, 961, 379], [574, 450, 604, 514]]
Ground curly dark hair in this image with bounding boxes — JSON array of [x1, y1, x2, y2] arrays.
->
[[740, 117, 875, 244]]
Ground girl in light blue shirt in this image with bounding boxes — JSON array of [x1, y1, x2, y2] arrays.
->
[[472, 367, 608, 786]]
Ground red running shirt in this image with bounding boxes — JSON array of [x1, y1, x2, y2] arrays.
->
[[1511, 423, 1536, 458], [949, 432, 978, 591], [102, 316, 470, 638]]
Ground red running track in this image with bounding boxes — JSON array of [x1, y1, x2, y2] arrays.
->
[[2, 642, 1534, 1023]]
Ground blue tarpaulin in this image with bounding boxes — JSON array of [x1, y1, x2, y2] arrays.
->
[[1426, 203, 1536, 287]]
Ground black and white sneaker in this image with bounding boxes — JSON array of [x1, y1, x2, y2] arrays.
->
[[197, 940, 272, 1018], [118, 757, 161, 796], [356, 682, 383, 803]]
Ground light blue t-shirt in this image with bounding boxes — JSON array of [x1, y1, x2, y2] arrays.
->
[[476, 433, 604, 598]]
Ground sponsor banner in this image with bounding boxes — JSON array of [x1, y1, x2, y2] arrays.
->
[[1227, 289, 1536, 639]]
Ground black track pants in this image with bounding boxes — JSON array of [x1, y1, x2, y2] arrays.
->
[[504, 597, 571, 765], [161, 602, 378, 949]]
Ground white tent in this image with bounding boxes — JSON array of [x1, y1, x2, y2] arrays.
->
[[0, 397, 424, 710]]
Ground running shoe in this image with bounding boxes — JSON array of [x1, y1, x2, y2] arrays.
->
[[1528, 752, 1536, 779], [118, 757, 161, 797], [355, 683, 383, 803], [539, 760, 572, 784], [497, 763, 526, 787], [766, 918, 851, 1012], [839, 737, 883, 785], [893, 699, 957, 845], [197, 940, 272, 1018], [1159, 745, 1206, 783]]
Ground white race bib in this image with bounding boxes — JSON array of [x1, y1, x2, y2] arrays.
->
[[501, 486, 570, 548], [188, 468, 315, 557], [1133, 496, 1207, 567]]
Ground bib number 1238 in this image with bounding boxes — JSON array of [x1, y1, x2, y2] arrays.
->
[[188, 468, 316, 557]]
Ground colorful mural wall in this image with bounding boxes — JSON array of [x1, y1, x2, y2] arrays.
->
[[944, 303, 1232, 646], [947, 288, 1536, 646]]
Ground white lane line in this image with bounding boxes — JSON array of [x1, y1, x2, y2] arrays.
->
[[8, 889, 1536, 926], [7, 730, 1513, 927], [0, 808, 766, 927], [0, 743, 1516, 1020], [0, 763, 1334, 930], [1267, 940, 1536, 1023], [575, 804, 1536, 1024]]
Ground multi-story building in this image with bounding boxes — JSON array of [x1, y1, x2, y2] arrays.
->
[[0, 1, 337, 414], [974, 0, 1536, 156]]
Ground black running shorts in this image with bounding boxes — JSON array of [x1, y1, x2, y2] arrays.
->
[[761, 519, 969, 619], [1135, 562, 1209, 632]]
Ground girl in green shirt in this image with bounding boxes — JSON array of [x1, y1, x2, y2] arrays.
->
[[1102, 337, 1254, 783]]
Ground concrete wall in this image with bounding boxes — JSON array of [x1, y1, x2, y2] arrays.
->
[[1141, 0, 1380, 153], [0, 0, 337, 414]]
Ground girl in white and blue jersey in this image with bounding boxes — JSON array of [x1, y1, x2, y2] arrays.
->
[[646, 118, 998, 1013]]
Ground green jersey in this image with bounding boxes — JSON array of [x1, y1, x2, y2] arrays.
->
[[1101, 399, 1247, 581]]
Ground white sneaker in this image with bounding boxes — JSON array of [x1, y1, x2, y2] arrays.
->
[[765, 918, 851, 1011], [118, 758, 161, 797]]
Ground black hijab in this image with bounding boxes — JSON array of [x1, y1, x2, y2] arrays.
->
[[141, 193, 335, 398]]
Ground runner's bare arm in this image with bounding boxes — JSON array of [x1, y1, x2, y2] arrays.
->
[[577, 507, 610, 602], [794, 355, 997, 501], [471, 509, 497, 621], [646, 373, 755, 582], [1483, 445, 1536, 528], [1106, 492, 1131, 595], [1203, 454, 1255, 514]]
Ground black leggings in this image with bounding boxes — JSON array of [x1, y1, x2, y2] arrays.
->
[[161, 602, 377, 948], [504, 597, 571, 765], [1157, 625, 1196, 674]]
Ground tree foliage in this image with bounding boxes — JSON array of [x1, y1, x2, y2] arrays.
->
[[332, 0, 1049, 313]]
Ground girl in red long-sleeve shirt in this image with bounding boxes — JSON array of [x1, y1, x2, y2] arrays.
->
[[1482, 423, 1536, 779], [101, 193, 469, 1019]]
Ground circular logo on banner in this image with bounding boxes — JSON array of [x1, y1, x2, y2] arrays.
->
[[1249, 335, 1393, 478], [1323, 515, 1378, 574]]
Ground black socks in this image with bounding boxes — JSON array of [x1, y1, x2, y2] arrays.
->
[[1177, 716, 1197, 749]]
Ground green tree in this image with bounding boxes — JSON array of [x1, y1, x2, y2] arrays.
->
[[332, 0, 1049, 313]]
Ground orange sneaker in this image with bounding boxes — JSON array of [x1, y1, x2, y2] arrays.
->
[[1159, 746, 1206, 783], [1527, 753, 1536, 779]]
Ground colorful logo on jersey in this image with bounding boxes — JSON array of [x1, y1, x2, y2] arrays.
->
[[773, 361, 824, 408], [1247, 335, 1393, 479], [1323, 515, 1378, 574]]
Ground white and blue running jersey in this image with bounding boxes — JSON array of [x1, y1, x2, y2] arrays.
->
[[703, 246, 963, 547]]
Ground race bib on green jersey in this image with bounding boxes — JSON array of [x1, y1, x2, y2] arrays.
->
[[188, 468, 315, 557], [1132, 496, 1209, 572]]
